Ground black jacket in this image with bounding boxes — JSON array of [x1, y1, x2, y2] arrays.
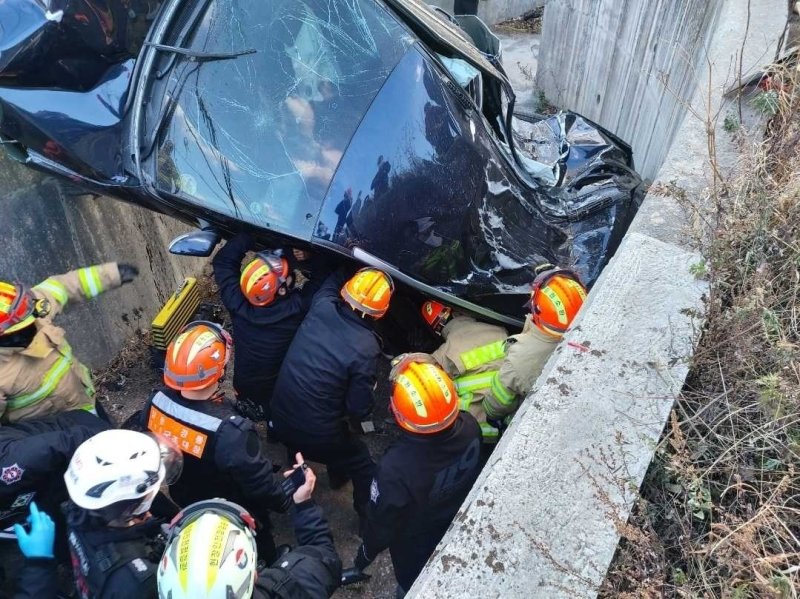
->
[[142, 389, 289, 520], [358, 413, 482, 589], [253, 500, 341, 599], [0, 410, 109, 527], [212, 234, 327, 400], [271, 270, 381, 440], [13, 558, 58, 599], [63, 502, 163, 599]]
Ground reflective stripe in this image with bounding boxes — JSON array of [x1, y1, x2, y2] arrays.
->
[[151, 391, 223, 432], [33, 279, 68, 306], [454, 371, 496, 395], [77, 267, 103, 299], [480, 422, 499, 439], [458, 392, 473, 411], [490, 371, 516, 406], [164, 366, 221, 384], [460, 340, 506, 370], [80, 364, 95, 398], [8, 345, 75, 410]]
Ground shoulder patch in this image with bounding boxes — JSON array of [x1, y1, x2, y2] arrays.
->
[[370, 478, 380, 503], [1, 463, 24, 485]]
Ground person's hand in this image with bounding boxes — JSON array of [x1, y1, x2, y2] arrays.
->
[[118, 263, 139, 284], [13, 502, 55, 559], [283, 452, 316, 503], [292, 248, 312, 262]]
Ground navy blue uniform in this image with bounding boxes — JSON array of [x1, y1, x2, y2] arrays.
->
[[254, 500, 342, 599], [141, 389, 289, 561], [270, 270, 379, 514], [212, 234, 326, 416], [356, 412, 482, 591], [64, 502, 163, 599]]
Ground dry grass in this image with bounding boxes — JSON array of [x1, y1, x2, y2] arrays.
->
[[602, 62, 800, 598]]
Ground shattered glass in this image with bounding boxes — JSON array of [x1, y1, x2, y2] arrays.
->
[[152, 0, 414, 238]]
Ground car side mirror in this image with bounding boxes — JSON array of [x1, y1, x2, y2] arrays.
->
[[168, 229, 221, 257]]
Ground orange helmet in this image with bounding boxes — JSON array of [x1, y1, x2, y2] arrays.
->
[[340, 268, 394, 319], [391, 361, 458, 434], [421, 300, 452, 335], [164, 321, 232, 391], [239, 252, 291, 307], [528, 267, 587, 337], [0, 282, 37, 336]]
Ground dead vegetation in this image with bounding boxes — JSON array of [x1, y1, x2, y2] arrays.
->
[[602, 61, 800, 598], [494, 8, 543, 35]]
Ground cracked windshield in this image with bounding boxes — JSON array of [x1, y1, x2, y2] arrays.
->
[[155, 0, 413, 237]]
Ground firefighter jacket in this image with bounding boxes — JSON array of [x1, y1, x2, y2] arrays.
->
[[0, 263, 122, 423], [253, 500, 342, 599], [212, 235, 328, 404], [13, 557, 57, 599], [64, 501, 163, 599], [0, 410, 109, 528], [356, 412, 481, 591], [431, 315, 558, 442], [271, 270, 381, 441], [141, 389, 290, 521]]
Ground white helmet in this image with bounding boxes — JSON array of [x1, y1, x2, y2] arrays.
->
[[157, 499, 258, 599], [64, 430, 181, 521]]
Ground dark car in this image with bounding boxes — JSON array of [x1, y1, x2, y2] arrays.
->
[[0, 0, 642, 328]]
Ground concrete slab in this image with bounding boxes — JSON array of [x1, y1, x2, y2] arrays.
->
[[409, 231, 706, 598], [495, 30, 540, 112]]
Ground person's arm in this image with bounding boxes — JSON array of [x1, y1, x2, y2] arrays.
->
[[211, 233, 253, 314], [216, 419, 291, 513], [344, 353, 377, 422], [13, 503, 58, 599], [355, 469, 409, 569], [254, 458, 341, 599], [31, 263, 132, 319]]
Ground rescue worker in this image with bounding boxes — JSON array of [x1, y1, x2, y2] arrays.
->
[[0, 262, 138, 423], [140, 320, 291, 563], [269, 268, 394, 521], [156, 454, 342, 599], [347, 359, 482, 596], [12, 502, 58, 599], [423, 266, 587, 443], [212, 233, 326, 420], [0, 409, 109, 566], [62, 429, 182, 599]]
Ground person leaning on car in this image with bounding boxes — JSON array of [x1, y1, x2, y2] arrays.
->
[[212, 232, 329, 421], [421, 265, 587, 443], [269, 267, 394, 524], [0, 262, 138, 424]]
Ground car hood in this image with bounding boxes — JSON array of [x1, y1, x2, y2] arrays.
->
[[314, 46, 641, 320]]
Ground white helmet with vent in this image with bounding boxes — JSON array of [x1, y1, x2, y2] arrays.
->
[[64, 429, 181, 521]]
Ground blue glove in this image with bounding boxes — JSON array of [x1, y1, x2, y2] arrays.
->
[[13, 502, 55, 559]]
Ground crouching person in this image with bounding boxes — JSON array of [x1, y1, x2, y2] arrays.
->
[[157, 454, 342, 599], [348, 360, 482, 596], [141, 321, 291, 564], [63, 430, 182, 599]]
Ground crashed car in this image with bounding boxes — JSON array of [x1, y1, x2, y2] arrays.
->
[[0, 0, 643, 328]]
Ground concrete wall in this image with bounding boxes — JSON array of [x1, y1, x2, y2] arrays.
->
[[0, 154, 199, 368], [536, 0, 723, 180], [427, 0, 544, 24]]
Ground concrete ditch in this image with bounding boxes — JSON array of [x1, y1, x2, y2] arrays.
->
[[409, 0, 787, 596]]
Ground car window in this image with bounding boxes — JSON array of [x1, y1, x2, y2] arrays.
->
[[154, 0, 413, 238]]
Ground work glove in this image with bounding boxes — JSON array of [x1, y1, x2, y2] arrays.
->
[[388, 352, 438, 381], [13, 502, 55, 559], [118, 263, 140, 284]]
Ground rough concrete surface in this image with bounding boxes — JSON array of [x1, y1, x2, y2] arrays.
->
[[427, 0, 544, 24], [0, 153, 199, 368], [410, 232, 706, 598]]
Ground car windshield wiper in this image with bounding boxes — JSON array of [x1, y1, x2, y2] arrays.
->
[[143, 43, 256, 63]]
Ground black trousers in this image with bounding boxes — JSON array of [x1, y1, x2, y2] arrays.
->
[[269, 422, 376, 515]]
